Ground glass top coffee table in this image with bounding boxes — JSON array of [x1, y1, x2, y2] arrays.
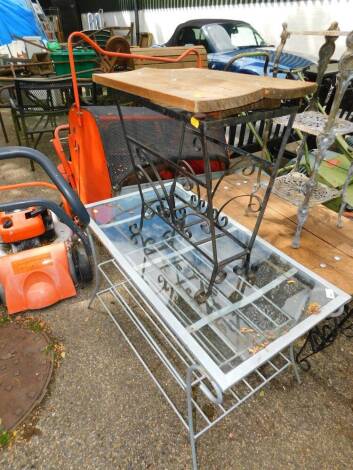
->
[[87, 182, 350, 469]]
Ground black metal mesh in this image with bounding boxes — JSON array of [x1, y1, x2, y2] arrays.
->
[[86, 105, 227, 190], [14, 79, 93, 112]]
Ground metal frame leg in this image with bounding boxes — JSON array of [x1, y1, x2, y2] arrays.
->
[[186, 365, 199, 470], [88, 229, 101, 309], [197, 122, 220, 301], [21, 115, 35, 171], [289, 344, 301, 384], [337, 159, 353, 228], [247, 112, 296, 254], [11, 110, 22, 146], [116, 102, 148, 234], [186, 365, 224, 470], [0, 112, 8, 143], [292, 131, 335, 248]]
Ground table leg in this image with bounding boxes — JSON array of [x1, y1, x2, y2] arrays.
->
[[186, 366, 199, 470], [88, 230, 100, 309], [289, 344, 301, 384], [293, 130, 336, 248], [337, 159, 353, 228]]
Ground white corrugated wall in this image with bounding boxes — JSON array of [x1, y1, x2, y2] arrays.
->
[[82, 0, 352, 59]]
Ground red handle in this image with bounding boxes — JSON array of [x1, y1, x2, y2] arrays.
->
[[68, 31, 203, 117]]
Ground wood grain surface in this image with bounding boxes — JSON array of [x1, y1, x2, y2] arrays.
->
[[206, 174, 353, 294], [93, 68, 317, 113]]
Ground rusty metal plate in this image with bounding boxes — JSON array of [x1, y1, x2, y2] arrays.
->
[[0, 322, 53, 431]]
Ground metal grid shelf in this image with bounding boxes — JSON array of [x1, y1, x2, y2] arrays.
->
[[94, 258, 295, 464], [88, 184, 350, 469]]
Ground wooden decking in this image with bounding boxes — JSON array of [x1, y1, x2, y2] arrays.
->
[[211, 174, 353, 295]]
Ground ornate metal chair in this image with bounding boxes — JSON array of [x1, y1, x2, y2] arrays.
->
[[9, 77, 95, 170], [10, 78, 74, 148], [11, 77, 94, 151], [0, 85, 16, 144], [271, 26, 353, 246]]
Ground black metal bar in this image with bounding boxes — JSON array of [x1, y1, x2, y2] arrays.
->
[[296, 304, 353, 370], [115, 94, 300, 302]]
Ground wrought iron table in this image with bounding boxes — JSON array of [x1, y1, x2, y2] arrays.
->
[[87, 183, 350, 469]]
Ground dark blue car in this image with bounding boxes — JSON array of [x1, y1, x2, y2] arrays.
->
[[165, 19, 315, 76]]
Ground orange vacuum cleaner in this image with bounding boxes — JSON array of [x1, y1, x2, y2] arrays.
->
[[0, 147, 95, 315], [52, 33, 225, 205]]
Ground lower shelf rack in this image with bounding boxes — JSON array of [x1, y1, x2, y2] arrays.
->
[[94, 258, 297, 467]]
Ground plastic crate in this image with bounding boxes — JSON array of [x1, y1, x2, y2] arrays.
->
[[51, 49, 97, 78]]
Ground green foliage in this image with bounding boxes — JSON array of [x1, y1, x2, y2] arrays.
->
[[26, 319, 44, 333], [0, 430, 10, 447], [0, 316, 10, 327]]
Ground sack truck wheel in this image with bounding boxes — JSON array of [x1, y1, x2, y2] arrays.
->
[[68, 241, 93, 287]]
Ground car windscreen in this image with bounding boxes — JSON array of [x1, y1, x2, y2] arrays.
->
[[202, 23, 266, 52]]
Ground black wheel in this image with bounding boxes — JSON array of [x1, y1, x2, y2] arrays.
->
[[69, 241, 93, 286]]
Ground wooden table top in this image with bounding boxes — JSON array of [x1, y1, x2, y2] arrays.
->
[[93, 68, 317, 113], [206, 174, 353, 295]]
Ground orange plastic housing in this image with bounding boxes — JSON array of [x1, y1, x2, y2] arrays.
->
[[0, 243, 76, 314], [0, 209, 45, 244]]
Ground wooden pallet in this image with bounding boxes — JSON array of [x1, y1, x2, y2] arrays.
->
[[130, 45, 208, 69]]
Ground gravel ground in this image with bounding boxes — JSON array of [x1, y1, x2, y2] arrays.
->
[[0, 110, 352, 470]]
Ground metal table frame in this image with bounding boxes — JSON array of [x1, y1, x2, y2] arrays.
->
[[115, 91, 298, 302], [87, 184, 350, 470]]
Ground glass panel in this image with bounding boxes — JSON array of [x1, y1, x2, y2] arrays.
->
[[88, 184, 345, 376], [201, 23, 266, 52]]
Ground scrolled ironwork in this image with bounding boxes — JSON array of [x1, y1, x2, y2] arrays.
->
[[296, 304, 353, 371], [212, 207, 229, 228], [174, 206, 187, 222], [217, 194, 262, 218], [179, 160, 201, 199], [115, 88, 298, 302], [211, 155, 257, 199]]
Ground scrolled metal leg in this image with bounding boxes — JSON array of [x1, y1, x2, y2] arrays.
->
[[337, 159, 353, 228], [293, 130, 336, 248], [294, 133, 308, 172], [196, 122, 220, 302], [292, 195, 310, 249]]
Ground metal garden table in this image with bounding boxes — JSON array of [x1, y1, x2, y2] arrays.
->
[[87, 183, 350, 469], [93, 67, 317, 302]]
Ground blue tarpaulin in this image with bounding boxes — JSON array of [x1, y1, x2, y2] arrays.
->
[[0, 0, 44, 46]]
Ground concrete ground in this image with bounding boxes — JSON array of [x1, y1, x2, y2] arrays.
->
[[0, 110, 352, 470]]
